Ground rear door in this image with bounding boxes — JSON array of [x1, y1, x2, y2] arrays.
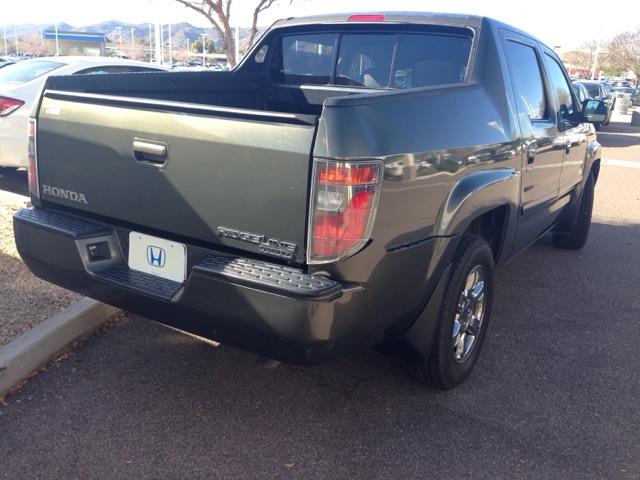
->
[[502, 32, 564, 249], [36, 91, 316, 264]]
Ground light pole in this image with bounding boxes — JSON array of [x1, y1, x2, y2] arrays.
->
[[147, 24, 153, 63], [590, 43, 600, 80], [115, 26, 123, 56], [201, 33, 207, 67], [154, 22, 162, 65], [168, 23, 172, 65], [13, 24, 18, 56], [3, 24, 7, 56], [130, 28, 135, 58], [54, 23, 60, 56]]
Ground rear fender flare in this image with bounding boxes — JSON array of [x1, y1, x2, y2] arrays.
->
[[435, 168, 520, 239]]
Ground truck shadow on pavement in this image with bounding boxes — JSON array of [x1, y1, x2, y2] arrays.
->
[[595, 131, 640, 149], [1, 222, 639, 479], [0, 168, 28, 197]]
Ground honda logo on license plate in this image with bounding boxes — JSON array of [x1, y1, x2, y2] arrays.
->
[[147, 245, 166, 268]]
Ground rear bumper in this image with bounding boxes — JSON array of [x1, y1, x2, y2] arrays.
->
[[13, 207, 372, 364]]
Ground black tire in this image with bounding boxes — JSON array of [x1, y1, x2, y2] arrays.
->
[[553, 171, 595, 250], [411, 235, 495, 390], [594, 122, 601, 131]]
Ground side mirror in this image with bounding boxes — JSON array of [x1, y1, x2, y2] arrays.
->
[[582, 99, 607, 123]]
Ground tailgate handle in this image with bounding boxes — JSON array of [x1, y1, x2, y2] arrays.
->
[[133, 139, 168, 167]]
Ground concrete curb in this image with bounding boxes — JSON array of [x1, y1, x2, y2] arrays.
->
[[0, 298, 120, 397]]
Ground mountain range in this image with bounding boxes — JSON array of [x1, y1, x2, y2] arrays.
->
[[7, 20, 258, 49]]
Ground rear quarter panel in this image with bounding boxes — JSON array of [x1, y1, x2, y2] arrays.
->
[[311, 18, 522, 336]]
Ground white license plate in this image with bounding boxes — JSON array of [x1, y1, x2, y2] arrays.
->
[[128, 232, 187, 283]]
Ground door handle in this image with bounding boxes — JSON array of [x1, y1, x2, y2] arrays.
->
[[133, 139, 168, 167]]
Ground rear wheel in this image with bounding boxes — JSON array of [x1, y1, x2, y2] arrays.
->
[[553, 171, 595, 250], [411, 235, 495, 389]]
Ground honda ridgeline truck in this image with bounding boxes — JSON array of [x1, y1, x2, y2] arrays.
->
[[14, 13, 606, 389]]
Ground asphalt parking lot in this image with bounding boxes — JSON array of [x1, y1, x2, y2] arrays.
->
[[1, 117, 639, 479]]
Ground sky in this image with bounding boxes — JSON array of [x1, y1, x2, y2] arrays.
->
[[2, 0, 638, 50]]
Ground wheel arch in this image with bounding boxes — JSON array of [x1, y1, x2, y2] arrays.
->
[[435, 168, 520, 263]]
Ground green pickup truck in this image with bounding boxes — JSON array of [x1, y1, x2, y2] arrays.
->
[[14, 12, 605, 389]]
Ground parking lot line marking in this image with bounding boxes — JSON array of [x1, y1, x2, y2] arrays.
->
[[602, 159, 640, 169]]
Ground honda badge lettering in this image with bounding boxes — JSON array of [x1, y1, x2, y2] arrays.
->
[[41, 184, 88, 204]]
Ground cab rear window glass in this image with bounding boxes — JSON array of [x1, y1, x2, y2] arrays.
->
[[335, 34, 395, 87], [274, 29, 472, 89], [392, 34, 471, 88], [279, 34, 337, 84]]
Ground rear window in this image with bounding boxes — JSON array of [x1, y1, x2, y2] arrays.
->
[[280, 34, 337, 84], [274, 30, 472, 89], [0, 60, 64, 84], [583, 84, 601, 97]]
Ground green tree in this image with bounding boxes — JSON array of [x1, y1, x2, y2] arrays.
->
[[190, 37, 215, 54]]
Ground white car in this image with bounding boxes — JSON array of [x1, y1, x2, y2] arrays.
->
[[0, 57, 167, 168]]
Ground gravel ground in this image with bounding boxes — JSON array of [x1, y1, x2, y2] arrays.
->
[[0, 199, 81, 346]]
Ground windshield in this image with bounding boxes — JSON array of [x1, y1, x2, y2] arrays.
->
[[0, 60, 64, 84]]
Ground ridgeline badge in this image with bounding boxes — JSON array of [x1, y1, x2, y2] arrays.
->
[[216, 226, 297, 259]]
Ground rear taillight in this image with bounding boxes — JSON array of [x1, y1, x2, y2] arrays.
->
[[27, 118, 39, 198], [0, 96, 24, 116], [308, 159, 383, 264]]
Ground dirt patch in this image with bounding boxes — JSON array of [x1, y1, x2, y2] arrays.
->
[[0, 201, 81, 346]]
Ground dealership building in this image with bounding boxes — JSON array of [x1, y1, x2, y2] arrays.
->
[[42, 31, 107, 56]]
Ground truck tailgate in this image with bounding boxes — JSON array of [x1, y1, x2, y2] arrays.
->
[[36, 90, 316, 264]]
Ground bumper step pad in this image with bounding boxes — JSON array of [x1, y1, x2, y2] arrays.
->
[[14, 208, 111, 239], [195, 254, 340, 299]]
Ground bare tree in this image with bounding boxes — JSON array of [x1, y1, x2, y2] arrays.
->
[[562, 41, 598, 72], [247, 0, 275, 48], [172, 0, 293, 67], [606, 29, 640, 79]]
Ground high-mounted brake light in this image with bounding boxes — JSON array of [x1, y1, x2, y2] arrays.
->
[[348, 14, 386, 22], [27, 118, 39, 198], [0, 96, 24, 116], [308, 159, 383, 264]]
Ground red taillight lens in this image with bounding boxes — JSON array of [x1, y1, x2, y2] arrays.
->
[[27, 118, 39, 198], [308, 159, 383, 264], [0, 96, 24, 116], [348, 14, 385, 22]]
